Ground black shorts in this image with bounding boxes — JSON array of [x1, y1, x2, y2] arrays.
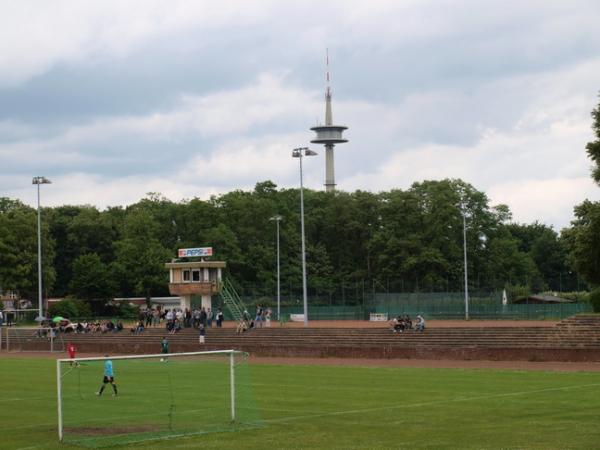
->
[[103, 376, 114, 383]]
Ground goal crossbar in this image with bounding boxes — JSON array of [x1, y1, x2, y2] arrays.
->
[[56, 349, 246, 444], [56, 349, 241, 363]]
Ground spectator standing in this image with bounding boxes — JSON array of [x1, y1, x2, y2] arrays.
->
[[192, 308, 200, 328], [198, 324, 206, 344], [216, 309, 224, 327], [415, 315, 426, 332], [0, 309, 3, 327], [207, 308, 213, 328], [255, 305, 263, 328], [199, 307, 207, 328]]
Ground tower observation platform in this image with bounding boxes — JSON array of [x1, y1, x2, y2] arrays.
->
[[310, 51, 348, 192]]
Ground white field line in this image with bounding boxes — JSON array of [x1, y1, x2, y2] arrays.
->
[[9, 381, 600, 440], [252, 382, 600, 425]]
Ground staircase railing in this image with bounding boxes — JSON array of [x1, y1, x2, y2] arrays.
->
[[219, 278, 247, 323]]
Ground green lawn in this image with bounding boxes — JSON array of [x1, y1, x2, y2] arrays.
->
[[1, 357, 599, 449]]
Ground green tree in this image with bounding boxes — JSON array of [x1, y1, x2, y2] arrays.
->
[[0, 198, 56, 299], [562, 94, 600, 288], [70, 253, 115, 301], [562, 201, 600, 285], [586, 93, 600, 185], [111, 210, 171, 299]]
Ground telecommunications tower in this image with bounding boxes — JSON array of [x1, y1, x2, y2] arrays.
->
[[310, 50, 348, 192]]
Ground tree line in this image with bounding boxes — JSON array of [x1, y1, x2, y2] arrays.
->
[[2, 95, 600, 309], [0, 178, 583, 306]]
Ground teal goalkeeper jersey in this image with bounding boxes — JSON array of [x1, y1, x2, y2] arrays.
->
[[104, 360, 113, 377]]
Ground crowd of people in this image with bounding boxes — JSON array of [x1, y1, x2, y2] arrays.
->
[[236, 305, 272, 334], [135, 306, 225, 332], [389, 314, 425, 333]]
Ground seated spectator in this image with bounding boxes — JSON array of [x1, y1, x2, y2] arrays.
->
[[415, 315, 426, 332], [116, 321, 124, 332], [35, 326, 48, 338], [404, 315, 412, 330], [130, 320, 145, 333], [236, 319, 249, 335], [168, 319, 181, 334], [391, 316, 405, 333]]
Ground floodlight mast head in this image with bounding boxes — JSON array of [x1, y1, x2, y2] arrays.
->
[[32, 176, 52, 185]]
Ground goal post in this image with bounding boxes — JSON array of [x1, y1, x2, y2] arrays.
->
[[2, 326, 64, 352], [56, 349, 260, 447]]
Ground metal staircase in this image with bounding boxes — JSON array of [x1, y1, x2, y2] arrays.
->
[[219, 278, 247, 323]]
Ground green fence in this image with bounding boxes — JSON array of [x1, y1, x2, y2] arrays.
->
[[275, 302, 592, 321]]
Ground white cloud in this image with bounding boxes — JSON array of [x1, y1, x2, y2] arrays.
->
[[0, 0, 276, 87], [1, 1, 600, 231]]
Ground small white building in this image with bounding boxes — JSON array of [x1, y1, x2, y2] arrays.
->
[[165, 250, 225, 311]]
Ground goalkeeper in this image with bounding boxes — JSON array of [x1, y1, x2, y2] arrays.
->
[[96, 356, 118, 397]]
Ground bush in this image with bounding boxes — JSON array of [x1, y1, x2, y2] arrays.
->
[[589, 289, 600, 313], [47, 297, 93, 319], [506, 284, 530, 303], [48, 299, 79, 319], [547, 291, 590, 303]]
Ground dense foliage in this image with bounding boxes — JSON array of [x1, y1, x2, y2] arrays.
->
[[0, 178, 582, 307], [562, 92, 600, 290]]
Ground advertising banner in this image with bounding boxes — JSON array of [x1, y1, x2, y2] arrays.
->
[[178, 247, 213, 258]]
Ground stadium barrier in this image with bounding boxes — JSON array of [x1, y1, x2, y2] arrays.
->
[[274, 302, 591, 321]]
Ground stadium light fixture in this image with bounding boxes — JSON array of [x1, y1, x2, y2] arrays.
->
[[269, 215, 283, 321], [32, 176, 51, 321], [292, 147, 317, 327]]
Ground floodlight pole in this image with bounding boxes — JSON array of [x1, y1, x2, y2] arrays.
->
[[33, 176, 51, 321], [270, 215, 283, 321], [462, 206, 469, 320], [292, 147, 317, 327]]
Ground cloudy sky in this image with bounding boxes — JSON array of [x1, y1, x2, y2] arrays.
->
[[1, 0, 600, 230]]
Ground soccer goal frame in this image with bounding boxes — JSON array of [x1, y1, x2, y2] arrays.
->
[[56, 349, 242, 443], [1, 326, 64, 352]]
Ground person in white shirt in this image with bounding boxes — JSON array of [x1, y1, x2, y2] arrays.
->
[[415, 315, 426, 332]]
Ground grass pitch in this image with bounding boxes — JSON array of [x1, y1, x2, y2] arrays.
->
[[1, 357, 599, 449]]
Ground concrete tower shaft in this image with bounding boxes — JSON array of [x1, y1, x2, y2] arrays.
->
[[310, 51, 348, 192]]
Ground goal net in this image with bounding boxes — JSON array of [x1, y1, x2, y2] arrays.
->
[[1, 326, 65, 352], [57, 350, 261, 447]]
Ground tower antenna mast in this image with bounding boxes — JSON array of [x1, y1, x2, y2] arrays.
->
[[310, 50, 348, 192]]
